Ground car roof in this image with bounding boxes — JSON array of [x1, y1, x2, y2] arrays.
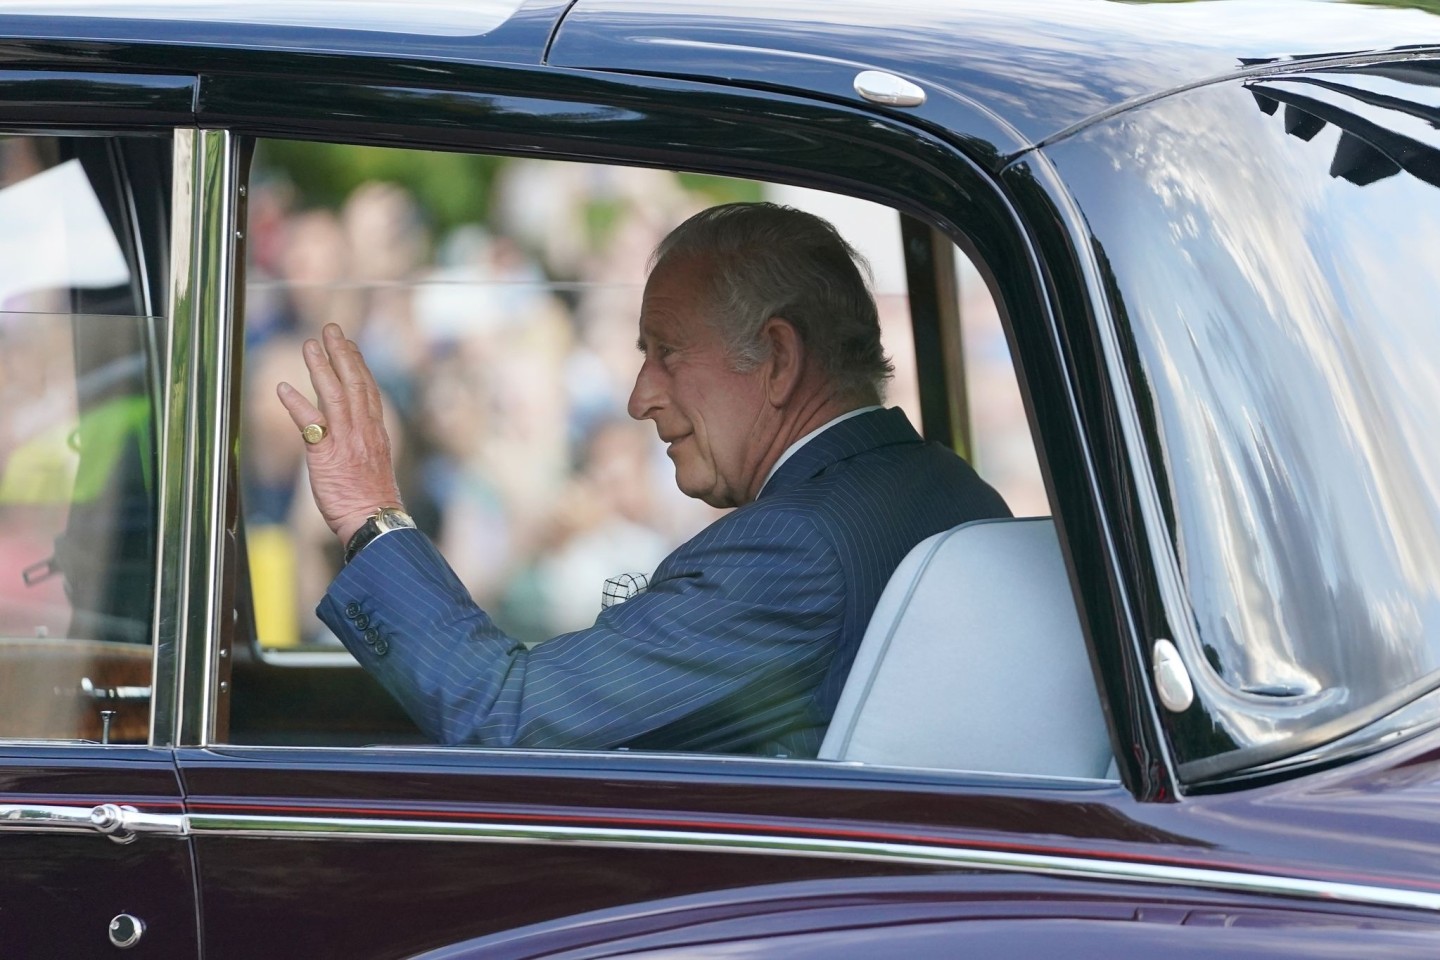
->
[[2, 0, 1438, 158], [551, 0, 1440, 154]]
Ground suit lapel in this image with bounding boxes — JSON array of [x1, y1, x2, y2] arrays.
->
[[759, 407, 922, 499]]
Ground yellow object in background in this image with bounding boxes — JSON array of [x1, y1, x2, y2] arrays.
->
[[0, 421, 77, 504], [247, 524, 299, 648], [0, 395, 152, 505]]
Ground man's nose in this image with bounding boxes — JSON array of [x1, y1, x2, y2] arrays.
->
[[627, 357, 661, 421]]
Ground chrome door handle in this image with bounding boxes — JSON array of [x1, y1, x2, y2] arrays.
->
[[0, 803, 185, 844], [80, 677, 152, 702], [89, 804, 186, 843]]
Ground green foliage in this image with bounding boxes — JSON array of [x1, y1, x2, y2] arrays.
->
[[254, 141, 766, 251], [676, 172, 764, 204], [256, 140, 501, 233], [1345, 0, 1440, 12]]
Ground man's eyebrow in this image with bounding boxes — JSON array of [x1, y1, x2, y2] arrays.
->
[[635, 335, 647, 353]]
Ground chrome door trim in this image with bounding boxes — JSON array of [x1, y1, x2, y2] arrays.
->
[[154, 128, 239, 748], [149, 129, 195, 747], [187, 812, 1440, 914]]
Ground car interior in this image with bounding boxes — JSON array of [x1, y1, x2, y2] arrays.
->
[[823, 516, 1111, 778]]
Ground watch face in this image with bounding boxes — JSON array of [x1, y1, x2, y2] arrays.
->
[[345, 509, 414, 564], [376, 508, 416, 533]]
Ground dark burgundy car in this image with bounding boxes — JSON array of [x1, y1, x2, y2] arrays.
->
[[3, 0, 1440, 957]]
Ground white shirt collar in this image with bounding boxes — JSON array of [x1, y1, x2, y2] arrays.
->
[[758, 405, 882, 496]]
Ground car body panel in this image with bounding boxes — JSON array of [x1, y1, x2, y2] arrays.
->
[[0, 748, 197, 957], [0, 69, 191, 125], [547, 0, 1440, 159], [407, 875, 1440, 960], [174, 736, 1440, 948]]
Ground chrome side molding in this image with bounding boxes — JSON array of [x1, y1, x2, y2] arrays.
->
[[190, 812, 1440, 914]]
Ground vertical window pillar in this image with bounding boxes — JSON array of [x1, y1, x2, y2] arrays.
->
[[154, 128, 239, 747]]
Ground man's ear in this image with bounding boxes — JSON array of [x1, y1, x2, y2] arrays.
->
[[761, 316, 804, 407]]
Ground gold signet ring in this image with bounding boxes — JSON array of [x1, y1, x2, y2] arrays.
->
[[301, 423, 328, 445]]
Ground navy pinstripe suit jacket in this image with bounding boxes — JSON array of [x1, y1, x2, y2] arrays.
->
[[319, 407, 1010, 757]]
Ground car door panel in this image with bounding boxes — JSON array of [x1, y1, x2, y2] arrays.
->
[[177, 747, 1182, 958], [0, 76, 198, 957], [179, 746, 1440, 958], [0, 750, 195, 958]]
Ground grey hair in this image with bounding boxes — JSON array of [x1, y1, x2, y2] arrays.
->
[[652, 202, 892, 403]]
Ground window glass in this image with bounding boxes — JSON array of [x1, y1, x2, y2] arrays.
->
[[954, 247, 1047, 517], [1044, 62, 1440, 769], [235, 141, 1042, 751], [242, 144, 931, 653], [0, 136, 163, 743]]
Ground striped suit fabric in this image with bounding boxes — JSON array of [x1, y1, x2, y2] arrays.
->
[[319, 407, 1010, 757]]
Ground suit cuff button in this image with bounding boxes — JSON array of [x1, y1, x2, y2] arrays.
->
[[345, 602, 362, 619], [372, 638, 389, 656], [354, 614, 370, 630]]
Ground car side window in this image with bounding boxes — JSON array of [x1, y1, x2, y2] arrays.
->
[[228, 139, 1050, 754], [0, 134, 166, 744]]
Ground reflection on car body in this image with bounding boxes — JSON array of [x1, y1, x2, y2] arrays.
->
[[0, 0, 1439, 957]]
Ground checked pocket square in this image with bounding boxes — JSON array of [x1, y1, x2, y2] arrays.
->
[[602, 572, 649, 609]]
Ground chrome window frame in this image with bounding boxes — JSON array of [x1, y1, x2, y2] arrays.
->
[[153, 127, 240, 748]]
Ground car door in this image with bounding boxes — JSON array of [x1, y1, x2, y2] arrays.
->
[[157, 36, 1196, 956], [157, 6, 1440, 955], [0, 73, 201, 958]]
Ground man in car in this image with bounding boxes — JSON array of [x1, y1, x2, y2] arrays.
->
[[278, 202, 1010, 756]]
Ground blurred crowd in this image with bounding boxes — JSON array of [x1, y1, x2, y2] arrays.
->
[[244, 158, 731, 647], [238, 150, 1045, 650]]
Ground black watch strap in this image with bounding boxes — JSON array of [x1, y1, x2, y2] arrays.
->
[[344, 507, 415, 564]]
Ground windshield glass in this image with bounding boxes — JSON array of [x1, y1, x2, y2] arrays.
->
[[1043, 59, 1440, 773]]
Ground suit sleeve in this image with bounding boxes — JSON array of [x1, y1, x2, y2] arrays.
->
[[317, 509, 845, 749]]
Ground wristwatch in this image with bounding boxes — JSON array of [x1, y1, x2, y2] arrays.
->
[[344, 506, 416, 564]]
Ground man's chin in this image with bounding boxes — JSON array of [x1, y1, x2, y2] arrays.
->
[[673, 473, 705, 501], [673, 468, 727, 508], [680, 480, 741, 509]]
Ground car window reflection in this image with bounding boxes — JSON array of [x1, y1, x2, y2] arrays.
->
[[1044, 61, 1440, 774], [1249, 67, 1440, 189]]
